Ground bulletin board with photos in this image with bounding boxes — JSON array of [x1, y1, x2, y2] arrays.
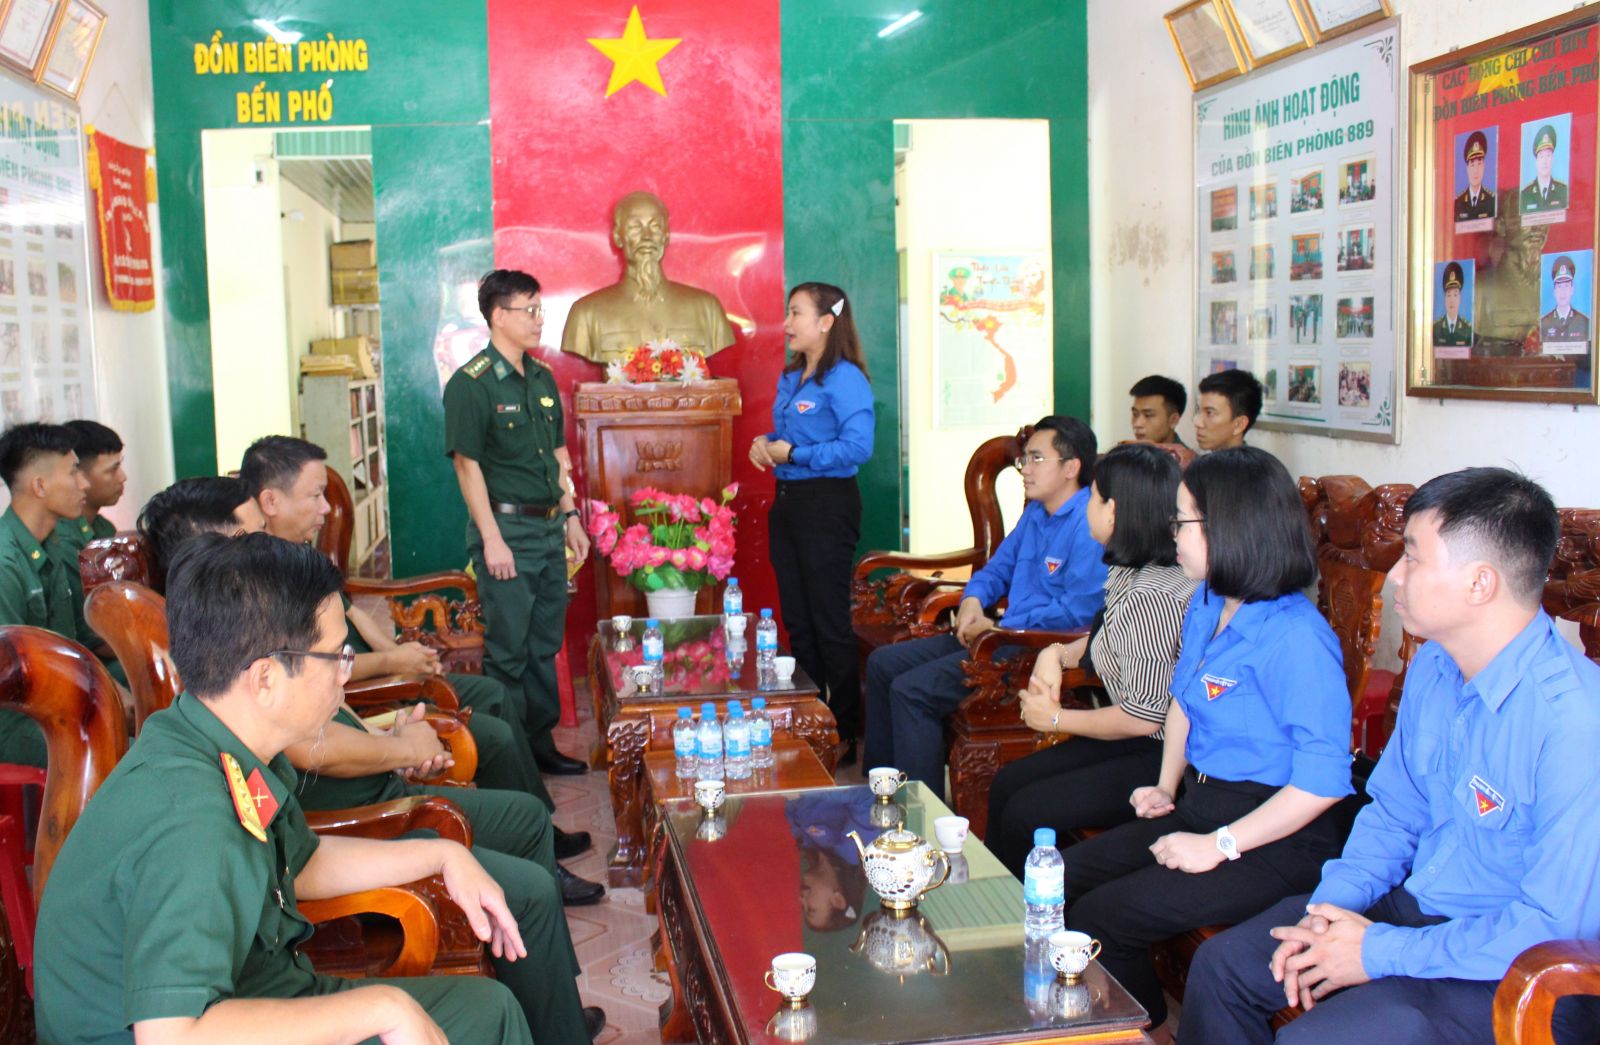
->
[[1407, 8, 1600, 403], [1193, 20, 1400, 441], [0, 72, 95, 426]]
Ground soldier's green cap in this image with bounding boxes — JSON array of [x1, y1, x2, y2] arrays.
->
[[1553, 255, 1576, 284], [1442, 261, 1464, 291], [1533, 124, 1558, 155], [949, 266, 971, 279], [1464, 130, 1488, 162]]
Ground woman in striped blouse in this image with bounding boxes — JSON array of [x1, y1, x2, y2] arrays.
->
[[985, 442, 1195, 877]]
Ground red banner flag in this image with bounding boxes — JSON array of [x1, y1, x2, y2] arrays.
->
[[87, 128, 156, 312]]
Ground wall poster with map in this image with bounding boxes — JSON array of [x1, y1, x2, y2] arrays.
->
[[931, 251, 1051, 430]]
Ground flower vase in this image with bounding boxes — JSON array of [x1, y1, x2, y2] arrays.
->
[[645, 587, 699, 621]]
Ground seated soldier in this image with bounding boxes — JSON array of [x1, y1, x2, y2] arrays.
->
[[1128, 374, 1187, 446], [863, 416, 1108, 792], [1192, 368, 1262, 453], [52, 420, 131, 673], [135, 475, 604, 905], [0, 421, 89, 767], [1180, 468, 1600, 1045], [34, 533, 604, 1043], [239, 436, 593, 863]]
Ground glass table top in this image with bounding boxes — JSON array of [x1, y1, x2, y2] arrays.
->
[[663, 782, 1148, 1044], [597, 614, 818, 702]]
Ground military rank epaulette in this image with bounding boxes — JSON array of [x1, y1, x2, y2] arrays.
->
[[463, 355, 493, 379], [526, 354, 552, 373], [221, 752, 278, 843]]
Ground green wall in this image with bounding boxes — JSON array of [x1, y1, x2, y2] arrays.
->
[[147, 0, 490, 572], [781, 0, 1091, 554]]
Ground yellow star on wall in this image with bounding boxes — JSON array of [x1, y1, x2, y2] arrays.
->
[[588, 6, 682, 98]]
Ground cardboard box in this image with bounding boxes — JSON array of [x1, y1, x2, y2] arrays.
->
[[309, 336, 377, 379], [331, 266, 379, 305], [329, 239, 376, 269]]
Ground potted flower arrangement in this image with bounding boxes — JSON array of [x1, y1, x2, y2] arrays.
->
[[585, 482, 738, 619], [605, 337, 710, 384]]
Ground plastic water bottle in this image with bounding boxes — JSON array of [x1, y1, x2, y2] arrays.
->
[[696, 702, 724, 781], [749, 696, 774, 767], [756, 608, 778, 688], [642, 618, 664, 695], [723, 577, 744, 622], [725, 629, 747, 679], [725, 701, 751, 779], [672, 706, 697, 779], [1023, 827, 1065, 940]]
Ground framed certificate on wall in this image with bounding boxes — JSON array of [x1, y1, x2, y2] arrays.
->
[[0, 0, 62, 79], [1166, 0, 1248, 91], [38, 0, 104, 100], [1300, 0, 1394, 44], [1221, 0, 1311, 69]]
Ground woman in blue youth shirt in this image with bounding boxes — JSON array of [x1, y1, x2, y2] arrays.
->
[[1056, 447, 1354, 1035], [750, 283, 875, 764]]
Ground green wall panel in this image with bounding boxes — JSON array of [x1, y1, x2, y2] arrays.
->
[[781, 0, 1090, 553]]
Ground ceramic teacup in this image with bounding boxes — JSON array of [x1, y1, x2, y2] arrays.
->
[[611, 614, 633, 633], [693, 779, 726, 814], [764, 952, 817, 1007], [766, 1000, 818, 1041], [1047, 929, 1102, 982], [774, 655, 796, 680], [868, 767, 909, 801], [933, 815, 970, 854]]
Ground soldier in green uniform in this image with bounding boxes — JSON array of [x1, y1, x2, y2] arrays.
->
[[49, 419, 127, 661], [33, 534, 603, 1043], [1433, 261, 1473, 348], [444, 269, 591, 776], [1454, 130, 1495, 221], [1522, 123, 1569, 213], [1541, 254, 1591, 347], [0, 422, 87, 766], [136, 476, 266, 589]]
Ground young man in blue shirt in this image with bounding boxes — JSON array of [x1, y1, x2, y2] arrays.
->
[[862, 416, 1107, 793], [1181, 467, 1600, 1045]]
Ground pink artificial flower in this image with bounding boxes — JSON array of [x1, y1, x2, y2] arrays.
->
[[646, 545, 671, 568], [685, 546, 708, 571], [670, 548, 690, 570], [722, 481, 740, 501], [700, 497, 716, 517], [707, 554, 735, 579], [597, 527, 619, 556]]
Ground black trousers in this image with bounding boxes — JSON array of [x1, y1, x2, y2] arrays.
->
[[1181, 888, 1600, 1045], [984, 734, 1164, 877], [769, 477, 862, 740], [1061, 768, 1343, 1026]]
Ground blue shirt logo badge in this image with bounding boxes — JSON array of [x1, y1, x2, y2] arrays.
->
[[1202, 673, 1237, 700], [795, 400, 817, 414], [1469, 774, 1504, 817], [1044, 556, 1063, 575]]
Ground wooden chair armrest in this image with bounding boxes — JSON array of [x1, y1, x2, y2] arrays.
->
[[424, 711, 478, 784], [345, 570, 478, 601], [914, 588, 966, 627], [305, 795, 474, 847], [853, 547, 983, 583], [969, 627, 1090, 662], [1494, 939, 1600, 1045], [299, 883, 441, 978], [344, 674, 460, 711]]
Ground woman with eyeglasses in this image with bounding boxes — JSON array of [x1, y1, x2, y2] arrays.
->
[[1055, 446, 1352, 1040], [984, 442, 1195, 877], [750, 282, 875, 765]]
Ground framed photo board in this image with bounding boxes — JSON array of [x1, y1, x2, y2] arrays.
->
[[1300, 0, 1394, 44], [1221, 0, 1311, 69], [1166, 0, 1248, 91], [1406, 8, 1600, 404], [1194, 20, 1400, 442], [0, 0, 61, 79], [38, 0, 103, 101]]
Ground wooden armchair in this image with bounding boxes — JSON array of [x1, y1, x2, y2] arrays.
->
[[1494, 939, 1600, 1044], [83, 581, 477, 784], [319, 469, 486, 675], [1542, 509, 1600, 664]]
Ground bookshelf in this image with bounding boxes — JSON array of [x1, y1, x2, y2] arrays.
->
[[300, 373, 389, 575]]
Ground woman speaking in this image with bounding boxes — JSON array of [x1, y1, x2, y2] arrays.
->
[[750, 282, 875, 765]]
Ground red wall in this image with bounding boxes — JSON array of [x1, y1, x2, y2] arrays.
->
[[486, 0, 788, 653]]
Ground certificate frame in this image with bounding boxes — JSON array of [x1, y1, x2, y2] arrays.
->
[[0, 0, 62, 79], [1405, 7, 1600, 405], [1299, 0, 1394, 45], [1166, 0, 1248, 92], [37, 0, 104, 101], [1219, 0, 1312, 70]]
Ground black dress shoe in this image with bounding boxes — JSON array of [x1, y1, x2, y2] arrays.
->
[[537, 750, 589, 775], [553, 826, 592, 860], [558, 864, 605, 906], [838, 739, 858, 768], [584, 1006, 607, 1040]]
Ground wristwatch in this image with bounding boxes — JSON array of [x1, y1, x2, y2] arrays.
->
[[563, 508, 581, 522], [1214, 825, 1241, 861]]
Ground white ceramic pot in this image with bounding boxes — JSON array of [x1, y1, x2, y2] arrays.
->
[[645, 587, 699, 620]]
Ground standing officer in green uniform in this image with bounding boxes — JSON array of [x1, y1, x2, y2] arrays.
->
[[1522, 123, 1569, 213], [0, 421, 87, 766], [444, 269, 591, 776], [1454, 130, 1495, 220], [33, 534, 602, 1043], [1433, 261, 1473, 348], [1542, 254, 1591, 346]]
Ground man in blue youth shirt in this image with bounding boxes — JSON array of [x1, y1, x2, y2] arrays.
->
[[1181, 467, 1600, 1045], [863, 416, 1107, 793]]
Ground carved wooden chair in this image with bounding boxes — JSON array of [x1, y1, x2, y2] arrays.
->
[[1494, 939, 1600, 1044], [1542, 508, 1600, 665]]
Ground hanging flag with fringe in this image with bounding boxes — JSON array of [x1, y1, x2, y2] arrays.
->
[[86, 126, 156, 312]]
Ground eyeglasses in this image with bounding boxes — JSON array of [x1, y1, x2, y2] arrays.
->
[[1169, 516, 1205, 537], [1014, 453, 1068, 471], [265, 643, 356, 680], [500, 304, 545, 319]]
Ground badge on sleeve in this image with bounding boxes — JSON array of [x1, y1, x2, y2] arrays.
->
[[540, 396, 555, 408], [795, 400, 816, 414], [1044, 557, 1063, 575], [221, 753, 279, 843], [1202, 674, 1237, 700], [1469, 774, 1504, 817]]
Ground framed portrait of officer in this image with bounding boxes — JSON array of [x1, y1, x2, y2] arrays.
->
[[1519, 114, 1571, 226], [1452, 128, 1496, 233], [1431, 260, 1474, 359]]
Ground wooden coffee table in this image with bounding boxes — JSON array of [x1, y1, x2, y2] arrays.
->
[[653, 782, 1152, 1043], [588, 615, 840, 886]]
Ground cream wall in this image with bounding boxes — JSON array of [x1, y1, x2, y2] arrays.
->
[[898, 119, 1051, 553], [280, 180, 340, 432]]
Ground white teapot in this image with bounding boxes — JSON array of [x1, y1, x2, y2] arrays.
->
[[847, 827, 952, 912]]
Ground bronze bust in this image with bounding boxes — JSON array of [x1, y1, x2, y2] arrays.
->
[[560, 191, 735, 366]]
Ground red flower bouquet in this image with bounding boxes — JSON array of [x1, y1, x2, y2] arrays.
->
[[585, 482, 739, 594]]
